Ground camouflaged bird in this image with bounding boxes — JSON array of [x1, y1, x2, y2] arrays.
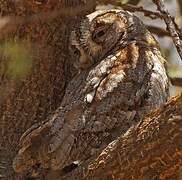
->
[[13, 9, 169, 177]]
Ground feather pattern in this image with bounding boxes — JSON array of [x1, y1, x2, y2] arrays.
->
[[13, 9, 169, 177]]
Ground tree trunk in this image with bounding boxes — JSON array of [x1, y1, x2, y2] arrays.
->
[[0, 1, 181, 180], [62, 95, 182, 180], [0, 0, 95, 179]]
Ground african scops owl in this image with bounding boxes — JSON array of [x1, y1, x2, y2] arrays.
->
[[13, 9, 169, 177]]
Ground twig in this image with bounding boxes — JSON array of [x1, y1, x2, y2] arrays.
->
[[170, 77, 182, 87], [121, 4, 163, 20], [146, 25, 170, 37], [152, 0, 182, 61], [127, 0, 141, 5], [97, 1, 164, 20], [172, 17, 182, 38], [177, 0, 182, 14]]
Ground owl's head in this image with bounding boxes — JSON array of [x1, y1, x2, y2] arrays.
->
[[69, 10, 149, 70]]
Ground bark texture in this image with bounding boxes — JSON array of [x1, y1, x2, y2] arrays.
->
[[0, 1, 181, 180], [0, 0, 95, 179], [62, 95, 182, 180]]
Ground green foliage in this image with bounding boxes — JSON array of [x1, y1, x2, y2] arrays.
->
[[119, 0, 129, 4], [119, 0, 141, 5], [1, 42, 33, 79]]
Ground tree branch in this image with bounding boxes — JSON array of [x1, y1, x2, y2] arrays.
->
[[62, 95, 182, 179], [177, 0, 182, 14], [127, 0, 141, 5], [152, 0, 182, 61], [170, 77, 182, 87], [121, 4, 163, 20], [146, 25, 170, 37]]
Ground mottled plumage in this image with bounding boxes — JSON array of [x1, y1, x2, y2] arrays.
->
[[13, 10, 169, 177]]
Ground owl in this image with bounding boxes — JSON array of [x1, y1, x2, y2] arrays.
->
[[13, 10, 169, 177]]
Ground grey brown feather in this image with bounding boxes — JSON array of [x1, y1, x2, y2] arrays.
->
[[13, 9, 169, 176]]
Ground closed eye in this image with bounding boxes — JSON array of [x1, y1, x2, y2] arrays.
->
[[94, 30, 105, 39], [92, 28, 107, 44]]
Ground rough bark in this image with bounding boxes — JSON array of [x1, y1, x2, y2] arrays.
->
[[0, 1, 181, 180], [62, 95, 182, 180], [0, 0, 95, 179]]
